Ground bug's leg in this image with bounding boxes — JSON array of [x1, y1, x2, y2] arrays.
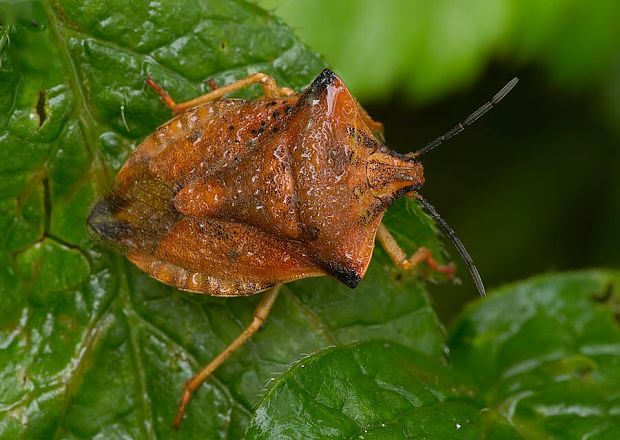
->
[[173, 284, 283, 429], [146, 73, 294, 115], [376, 224, 456, 277]]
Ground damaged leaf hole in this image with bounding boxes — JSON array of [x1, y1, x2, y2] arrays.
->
[[36, 90, 47, 127]]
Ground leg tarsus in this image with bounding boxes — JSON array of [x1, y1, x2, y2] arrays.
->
[[376, 224, 455, 278], [400, 246, 456, 277], [146, 76, 178, 112], [172, 284, 283, 430]]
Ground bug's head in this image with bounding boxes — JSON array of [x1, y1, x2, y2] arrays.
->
[[366, 148, 424, 201]]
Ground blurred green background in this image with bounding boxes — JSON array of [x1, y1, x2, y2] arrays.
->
[[257, 0, 620, 321]]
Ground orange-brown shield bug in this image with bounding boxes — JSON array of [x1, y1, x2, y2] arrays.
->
[[87, 69, 517, 427]]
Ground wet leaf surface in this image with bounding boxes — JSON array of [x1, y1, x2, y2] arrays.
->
[[450, 271, 620, 439], [246, 341, 523, 440], [249, 271, 620, 439], [0, 1, 447, 438]]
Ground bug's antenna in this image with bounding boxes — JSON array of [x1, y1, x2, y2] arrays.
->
[[410, 78, 518, 158], [414, 193, 486, 297]]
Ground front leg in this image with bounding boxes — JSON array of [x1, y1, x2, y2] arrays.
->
[[147, 72, 295, 114], [376, 223, 456, 277]]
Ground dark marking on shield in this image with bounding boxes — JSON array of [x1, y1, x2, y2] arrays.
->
[[227, 250, 240, 262], [187, 129, 202, 143], [323, 260, 361, 288]]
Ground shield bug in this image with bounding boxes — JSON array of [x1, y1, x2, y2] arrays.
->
[[87, 69, 517, 427]]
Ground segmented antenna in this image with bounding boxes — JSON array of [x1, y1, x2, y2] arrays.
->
[[414, 194, 486, 297], [410, 78, 518, 158]]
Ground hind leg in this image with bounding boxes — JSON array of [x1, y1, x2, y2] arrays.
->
[[173, 284, 283, 429]]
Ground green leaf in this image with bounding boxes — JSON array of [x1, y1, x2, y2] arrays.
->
[[246, 341, 523, 439], [249, 271, 620, 439], [0, 1, 447, 438], [450, 270, 620, 439]]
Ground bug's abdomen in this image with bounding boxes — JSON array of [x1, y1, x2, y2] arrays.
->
[[128, 218, 325, 295]]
